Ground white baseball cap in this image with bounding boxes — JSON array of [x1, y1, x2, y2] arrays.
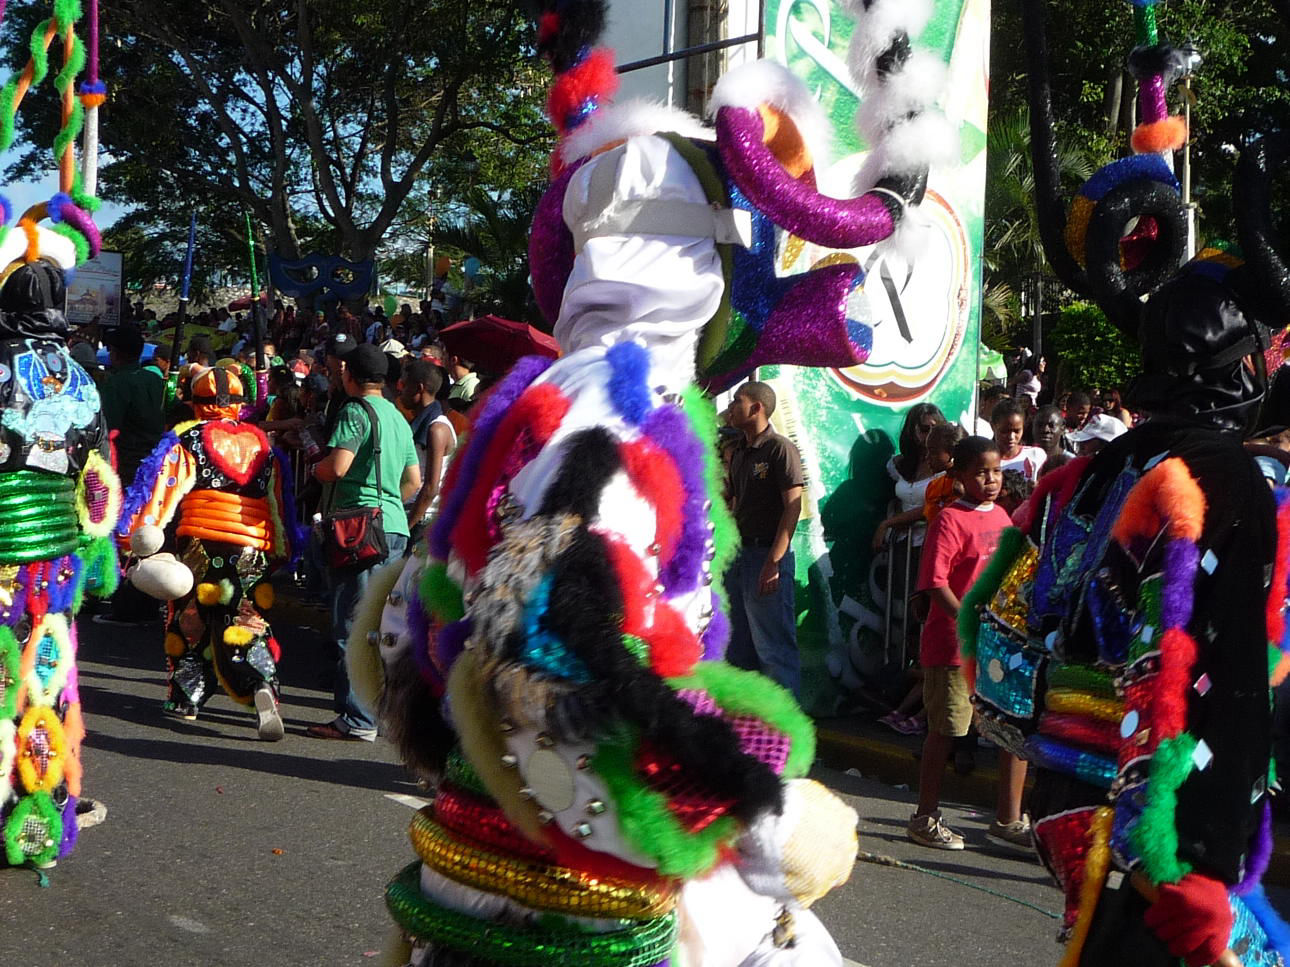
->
[[379, 338, 410, 359], [1069, 413, 1128, 444]]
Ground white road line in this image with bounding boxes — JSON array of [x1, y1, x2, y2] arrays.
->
[[385, 792, 432, 810]]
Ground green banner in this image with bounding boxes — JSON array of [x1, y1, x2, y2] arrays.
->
[[760, 0, 991, 713]]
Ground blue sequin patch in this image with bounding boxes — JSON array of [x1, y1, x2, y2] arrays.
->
[[975, 620, 1041, 721], [518, 575, 591, 683]]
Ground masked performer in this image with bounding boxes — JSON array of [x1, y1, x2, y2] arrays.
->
[[962, 2, 1290, 964], [0, 262, 122, 870], [344, 1, 959, 964], [118, 365, 296, 741]]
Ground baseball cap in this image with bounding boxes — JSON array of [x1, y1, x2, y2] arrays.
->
[[327, 332, 358, 359], [1069, 414, 1128, 444], [379, 338, 409, 359], [69, 341, 99, 368], [346, 343, 388, 383]]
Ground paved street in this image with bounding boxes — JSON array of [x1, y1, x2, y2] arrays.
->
[[2, 610, 1286, 966]]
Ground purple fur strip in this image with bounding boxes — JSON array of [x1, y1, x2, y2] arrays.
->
[[701, 596, 729, 660], [1235, 800, 1274, 895], [430, 356, 554, 558], [716, 106, 896, 249], [61, 203, 102, 258], [116, 431, 180, 537], [59, 794, 78, 858], [433, 618, 472, 681], [272, 447, 306, 564], [1161, 538, 1199, 630], [528, 162, 581, 328], [641, 403, 707, 595]]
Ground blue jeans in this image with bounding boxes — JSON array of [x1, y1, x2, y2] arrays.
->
[[329, 533, 408, 734], [724, 546, 800, 697]]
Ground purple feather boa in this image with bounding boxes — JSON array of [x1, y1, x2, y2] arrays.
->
[[1161, 538, 1198, 630], [116, 431, 180, 538], [641, 403, 708, 596], [1235, 800, 1275, 895], [430, 356, 554, 559], [272, 447, 306, 565], [700, 594, 729, 660]]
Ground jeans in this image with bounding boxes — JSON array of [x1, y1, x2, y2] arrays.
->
[[724, 546, 800, 697], [329, 533, 408, 734]]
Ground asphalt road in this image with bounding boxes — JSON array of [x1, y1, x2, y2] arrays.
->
[[2, 610, 1286, 966]]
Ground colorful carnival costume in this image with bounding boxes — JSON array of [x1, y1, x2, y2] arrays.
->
[[964, 2, 1290, 963], [0, 263, 122, 870], [343, 2, 957, 964], [0, 0, 119, 870], [117, 366, 295, 741]]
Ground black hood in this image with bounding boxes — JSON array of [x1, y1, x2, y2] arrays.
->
[[0, 262, 69, 340], [1127, 269, 1270, 435]]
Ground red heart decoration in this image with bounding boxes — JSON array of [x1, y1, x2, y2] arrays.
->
[[202, 421, 270, 486]]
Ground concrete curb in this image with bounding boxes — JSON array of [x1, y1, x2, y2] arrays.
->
[[815, 723, 1290, 888]]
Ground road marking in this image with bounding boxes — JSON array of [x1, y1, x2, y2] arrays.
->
[[843, 960, 869, 967], [385, 793, 432, 810]]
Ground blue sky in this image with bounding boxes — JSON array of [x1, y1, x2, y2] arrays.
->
[[3, 151, 128, 229]]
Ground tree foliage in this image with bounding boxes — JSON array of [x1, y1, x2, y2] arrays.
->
[[5, 0, 553, 283], [1046, 301, 1141, 392]]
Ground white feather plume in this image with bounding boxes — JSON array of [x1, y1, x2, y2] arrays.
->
[[559, 99, 711, 166], [709, 60, 834, 168], [844, 0, 935, 78], [852, 111, 960, 193], [855, 51, 948, 138]]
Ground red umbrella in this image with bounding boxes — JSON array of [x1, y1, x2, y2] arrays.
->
[[438, 315, 561, 373]]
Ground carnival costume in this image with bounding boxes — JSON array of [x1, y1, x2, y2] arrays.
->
[[118, 366, 296, 740], [963, 2, 1290, 964], [0, 0, 120, 870], [342, 1, 959, 964]]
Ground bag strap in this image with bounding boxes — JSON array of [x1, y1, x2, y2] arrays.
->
[[321, 396, 384, 516], [353, 395, 384, 501]]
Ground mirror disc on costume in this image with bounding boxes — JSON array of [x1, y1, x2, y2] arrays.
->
[[16, 705, 65, 793], [524, 748, 576, 812]]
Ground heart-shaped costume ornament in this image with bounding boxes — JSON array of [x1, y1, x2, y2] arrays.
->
[[202, 422, 269, 486]]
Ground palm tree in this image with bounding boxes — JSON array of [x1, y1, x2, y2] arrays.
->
[[983, 106, 1100, 350], [433, 187, 546, 325]]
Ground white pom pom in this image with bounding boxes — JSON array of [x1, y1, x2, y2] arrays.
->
[[130, 524, 165, 558]]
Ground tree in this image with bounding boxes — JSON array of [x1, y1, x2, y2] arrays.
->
[[1045, 301, 1141, 393], [5, 0, 552, 284]]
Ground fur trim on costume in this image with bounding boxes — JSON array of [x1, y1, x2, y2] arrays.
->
[[643, 400, 710, 596], [75, 449, 121, 539], [605, 340, 653, 426], [1131, 117, 1188, 155], [421, 561, 465, 624], [116, 431, 180, 537], [1242, 884, 1290, 956], [682, 387, 739, 597], [1112, 457, 1206, 545], [223, 626, 254, 647], [619, 438, 684, 562], [1267, 491, 1290, 647], [1131, 731, 1197, 885], [253, 582, 274, 610], [538, 427, 623, 520], [196, 582, 221, 606], [432, 355, 555, 560], [346, 557, 405, 714], [1154, 628, 1198, 740], [1161, 538, 1199, 631], [644, 596, 702, 678], [548, 47, 620, 137], [853, 112, 959, 190], [709, 60, 833, 169], [1235, 801, 1275, 896], [558, 100, 711, 167], [379, 650, 455, 782], [535, 0, 609, 74], [855, 50, 947, 126], [843, 0, 934, 77], [447, 649, 551, 845]]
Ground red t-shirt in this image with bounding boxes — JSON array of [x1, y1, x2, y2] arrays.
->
[[916, 499, 1011, 666]]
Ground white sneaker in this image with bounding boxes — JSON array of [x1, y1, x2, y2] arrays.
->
[[907, 812, 965, 850], [254, 685, 285, 741]]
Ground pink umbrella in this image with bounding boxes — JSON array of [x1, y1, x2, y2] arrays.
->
[[438, 315, 560, 373]]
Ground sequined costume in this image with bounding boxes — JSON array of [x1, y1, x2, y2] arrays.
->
[[0, 263, 122, 869], [117, 367, 294, 737], [343, 2, 960, 965], [969, 0, 1290, 959]]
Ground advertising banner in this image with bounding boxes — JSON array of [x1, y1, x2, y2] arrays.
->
[[761, 0, 991, 712], [65, 251, 123, 327]]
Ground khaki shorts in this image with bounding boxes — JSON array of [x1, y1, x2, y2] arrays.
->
[[923, 665, 972, 737]]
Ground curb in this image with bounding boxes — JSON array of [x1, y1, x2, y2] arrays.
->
[[816, 723, 1290, 889]]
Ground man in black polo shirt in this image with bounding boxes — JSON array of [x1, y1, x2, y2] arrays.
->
[[724, 381, 805, 696]]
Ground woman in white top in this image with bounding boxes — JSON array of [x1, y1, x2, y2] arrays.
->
[[990, 398, 1047, 483], [872, 403, 946, 551]]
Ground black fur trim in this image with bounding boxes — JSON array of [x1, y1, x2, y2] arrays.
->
[[535, 0, 609, 75], [379, 651, 454, 782], [538, 427, 622, 519], [543, 527, 784, 821]]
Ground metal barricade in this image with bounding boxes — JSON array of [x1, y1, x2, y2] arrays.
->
[[881, 519, 920, 668]]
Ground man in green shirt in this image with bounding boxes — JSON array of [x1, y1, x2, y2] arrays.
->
[[101, 325, 164, 485], [309, 343, 421, 740]]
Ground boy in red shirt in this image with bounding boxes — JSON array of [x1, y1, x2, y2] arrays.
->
[[908, 436, 1028, 849]]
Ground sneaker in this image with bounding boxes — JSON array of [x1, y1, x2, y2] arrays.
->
[[987, 815, 1034, 851], [254, 685, 285, 742], [306, 720, 377, 742], [161, 699, 198, 721], [907, 812, 965, 850]]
